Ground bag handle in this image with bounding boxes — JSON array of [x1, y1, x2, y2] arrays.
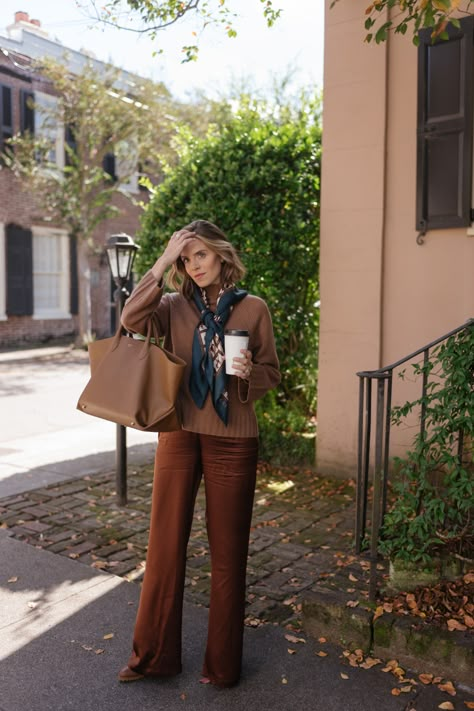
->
[[137, 318, 159, 361]]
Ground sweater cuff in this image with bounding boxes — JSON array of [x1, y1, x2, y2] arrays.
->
[[150, 265, 164, 287]]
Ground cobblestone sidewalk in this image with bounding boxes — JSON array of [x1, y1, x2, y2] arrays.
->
[[0, 462, 371, 631]]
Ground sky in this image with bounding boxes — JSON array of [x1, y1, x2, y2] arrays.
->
[[0, 0, 324, 101]]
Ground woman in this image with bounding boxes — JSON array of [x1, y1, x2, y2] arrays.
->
[[118, 219, 280, 688]]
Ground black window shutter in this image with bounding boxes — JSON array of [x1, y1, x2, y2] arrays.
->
[[65, 124, 77, 166], [103, 152, 117, 181], [6, 224, 33, 316], [20, 89, 35, 134], [0, 84, 13, 150], [69, 234, 79, 315], [416, 16, 474, 231]]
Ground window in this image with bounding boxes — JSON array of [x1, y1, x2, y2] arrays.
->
[[32, 227, 70, 319], [35, 92, 65, 169], [115, 138, 140, 193], [416, 16, 474, 231]]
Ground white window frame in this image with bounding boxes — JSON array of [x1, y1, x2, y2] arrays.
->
[[32, 226, 70, 320], [0, 223, 6, 320], [115, 137, 140, 194], [35, 91, 65, 171]]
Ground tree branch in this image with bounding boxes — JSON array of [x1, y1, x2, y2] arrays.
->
[[88, 0, 202, 35]]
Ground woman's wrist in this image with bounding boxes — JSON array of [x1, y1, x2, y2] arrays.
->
[[151, 257, 168, 286]]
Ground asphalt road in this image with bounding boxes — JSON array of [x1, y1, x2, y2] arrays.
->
[[0, 348, 157, 497]]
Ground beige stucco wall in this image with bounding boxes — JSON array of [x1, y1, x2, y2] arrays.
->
[[317, 0, 474, 476]]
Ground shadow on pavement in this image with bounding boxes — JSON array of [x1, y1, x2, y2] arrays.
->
[[0, 442, 156, 498]]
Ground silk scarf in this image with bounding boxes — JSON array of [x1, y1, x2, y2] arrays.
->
[[189, 284, 247, 424]]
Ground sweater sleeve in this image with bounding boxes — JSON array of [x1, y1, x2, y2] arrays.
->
[[121, 269, 170, 337], [238, 299, 281, 404]]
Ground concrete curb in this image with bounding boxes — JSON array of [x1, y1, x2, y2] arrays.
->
[[302, 588, 474, 686]]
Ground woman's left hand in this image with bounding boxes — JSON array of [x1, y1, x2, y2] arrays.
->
[[232, 349, 253, 380]]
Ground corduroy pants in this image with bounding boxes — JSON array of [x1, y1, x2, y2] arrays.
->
[[127, 429, 259, 687]]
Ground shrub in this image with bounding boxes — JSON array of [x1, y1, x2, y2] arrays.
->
[[380, 324, 474, 565], [136, 96, 321, 464]]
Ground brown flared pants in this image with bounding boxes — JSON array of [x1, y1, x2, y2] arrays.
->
[[127, 429, 259, 687]]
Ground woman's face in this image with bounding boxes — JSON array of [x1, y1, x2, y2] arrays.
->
[[180, 236, 222, 288]]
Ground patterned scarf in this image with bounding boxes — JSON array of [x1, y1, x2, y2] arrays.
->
[[189, 283, 247, 424]]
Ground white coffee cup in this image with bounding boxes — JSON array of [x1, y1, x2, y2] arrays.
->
[[224, 329, 249, 375]]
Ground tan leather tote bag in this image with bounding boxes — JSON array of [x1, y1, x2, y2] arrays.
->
[[77, 320, 186, 432]]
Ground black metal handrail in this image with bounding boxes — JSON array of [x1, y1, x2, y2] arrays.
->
[[355, 318, 473, 600]]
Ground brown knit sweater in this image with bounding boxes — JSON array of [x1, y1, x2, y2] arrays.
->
[[121, 270, 281, 438]]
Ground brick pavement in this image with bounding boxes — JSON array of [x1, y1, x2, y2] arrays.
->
[[0, 462, 375, 632]]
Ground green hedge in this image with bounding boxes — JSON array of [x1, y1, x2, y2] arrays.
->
[[136, 99, 321, 465]]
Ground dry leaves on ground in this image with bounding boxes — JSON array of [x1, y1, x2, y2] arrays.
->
[[438, 681, 456, 697], [377, 574, 474, 631], [284, 634, 306, 644]]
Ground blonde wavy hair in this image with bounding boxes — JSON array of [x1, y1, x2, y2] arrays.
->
[[166, 219, 246, 299]]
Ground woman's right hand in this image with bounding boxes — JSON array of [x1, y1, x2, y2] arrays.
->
[[151, 229, 196, 281]]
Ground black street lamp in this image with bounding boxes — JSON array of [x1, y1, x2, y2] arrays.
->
[[105, 232, 139, 506]]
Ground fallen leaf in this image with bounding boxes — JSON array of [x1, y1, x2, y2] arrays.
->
[[447, 618, 467, 632], [81, 645, 93, 651], [318, 637, 327, 643], [103, 633, 114, 640], [373, 606, 384, 621], [464, 615, 474, 628], [95, 649, 105, 655], [359, 657, 382, 669], [393, 666, 406, 679], [287, 648, 296, 655], [391, 688, 401, 696], [315, 651, 328, 657], [284, 634, 306, 644], [463, 573, 474, 584], [180, 693, 187, 700], [348, 573, 358, 582], [381, 659, 398, 672], [68, 553, 80, 560], [438, 703, 455, 710], [400, 685, 413, 693], [438, 681, 456, 696], [281, 676, 288, 685], [464, 702, 474, 709], [346, 600, 359, 608], [7, 576, 18, 583], [91, 561, 108, 569], [340, 673, 349, 679], [419, 673, 434, 684]]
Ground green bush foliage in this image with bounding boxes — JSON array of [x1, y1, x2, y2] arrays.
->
[[380, 323, 474, 565], [135, 97, 321, 464]]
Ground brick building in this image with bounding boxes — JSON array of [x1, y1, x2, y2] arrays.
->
[[0, 12, 145, 347]]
